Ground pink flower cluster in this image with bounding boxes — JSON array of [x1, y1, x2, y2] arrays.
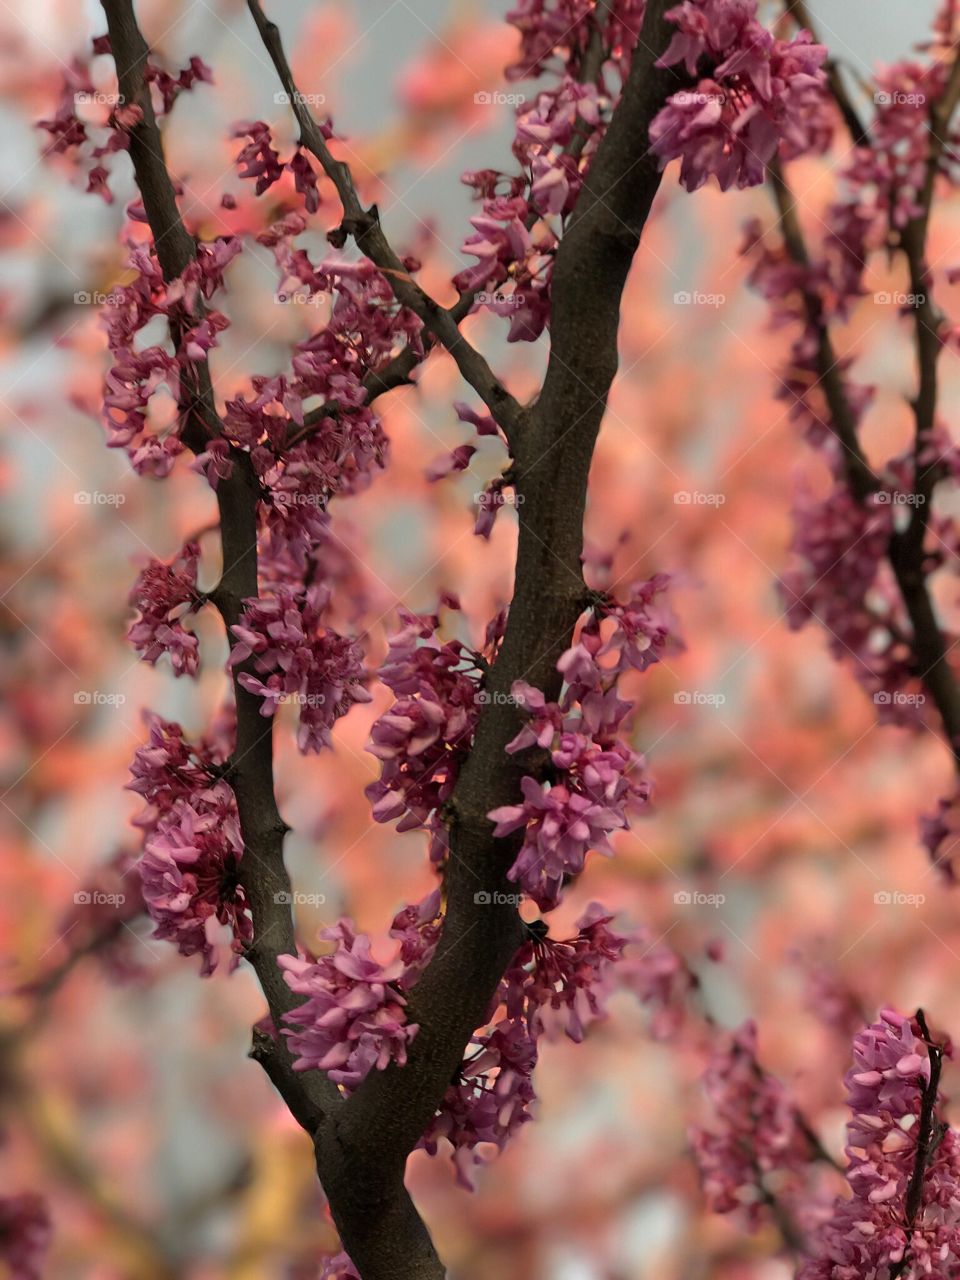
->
[[620, 926, 697, 1040], [489, 579, 677, 910], [421, 905, 627, 1186], [0, 1193, 51, 1280], [922, 788, 960, 883], [691, 1021, 815, 1226], [649, 0, 829, 192], [229, 585, 370, 754], [778, 485, 925, 717], [127, 539, 203, 676], [38, 38, 210, 203], [365, 601, 490, 861], [452, 0, 657, 340], [128, 713, 251, 975], [389, 887, 443, 987], [101, 238, 240, 475], [233, 120, 321, 213], [799, 1010, 960, 1279], [279, 920, 417, 1087]]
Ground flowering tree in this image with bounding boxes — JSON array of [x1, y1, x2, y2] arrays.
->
[[10, 0, 960, 1277]]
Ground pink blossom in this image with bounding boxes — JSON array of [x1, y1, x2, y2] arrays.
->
[[691, 1021, 815, 1225], [127, 713, 249, 975], [621, 928, 698, 1040], [799, 1010, 960, 1279], [279, 920, 417, 1086], [420, 1016, 538, 1189], [389, 888, 443, 987], [650, 2, 828, 192], [0, 1194, 51, 1280], [127, 540, 203, 676], [230, 586, 370, 753], [365, 604, 485, 860], [922, 788, 960, 882]]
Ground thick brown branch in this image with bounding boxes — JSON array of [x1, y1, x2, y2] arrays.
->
[[313, 4, 683, 1275]]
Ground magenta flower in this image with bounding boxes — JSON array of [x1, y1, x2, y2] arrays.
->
[[230, 586, 370, 754], [279, 920, 417, 1087], [800, 1010, 960, 1278], [691, 1021, 815, 1225], [127, 539, 203, 677], [650, 0, 828, 192], [0, 1194, 51, 1280], [365, 604, 485, 859]]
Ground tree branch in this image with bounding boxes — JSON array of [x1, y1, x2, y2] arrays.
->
[[768, 156, 960, 766], [247, 0, 524, 451], [782, 0, 870, 144], [311, 2, 684, 1273], [105, 2, 687, 1275], [100, 0, 340, 1128]]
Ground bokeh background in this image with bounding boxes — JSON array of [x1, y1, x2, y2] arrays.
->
[[3, 1, 960, 1276]]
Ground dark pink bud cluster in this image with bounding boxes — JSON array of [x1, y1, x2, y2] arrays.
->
[[127, 714, 251, 975], [127, 540, 203, 676], [233, 120, 323, 213], [921, 789, 960, 883], [690, 1021, 815, 1225], [800, 1010, 960, 1279], [365, 601, 488, 861], [279, 920, 417, 1086], [0, 1194, 51, 1280], [489, 578, 678, 910], [649, 0, 829, 192], [780, 485, 927, 721], [229, 585, 370, 754], [38, 42, 210, 204]]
